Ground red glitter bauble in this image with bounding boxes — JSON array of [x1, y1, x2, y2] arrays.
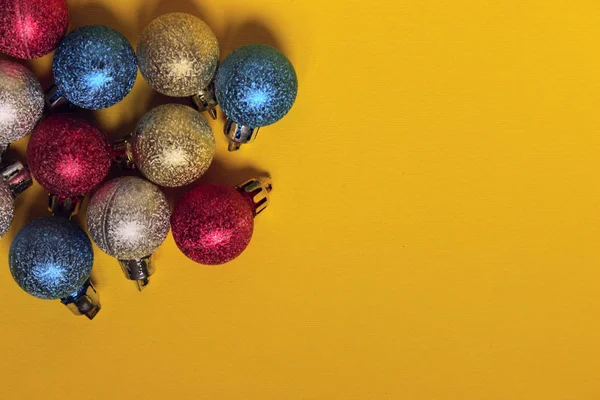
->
[[27, 116, 111, 198], [0, 0, 69, 59], [171, 184, 255, 265]]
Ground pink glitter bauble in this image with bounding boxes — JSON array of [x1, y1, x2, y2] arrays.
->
[[27, 116, 111, 197], [171, 184, 255, 265], [0, 0, 69, 59]]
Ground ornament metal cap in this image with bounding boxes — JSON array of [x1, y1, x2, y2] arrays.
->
[[48, 195, 82, 219], [118, 255, 156, 291], [1, 161, 32, 198], [44, 84, 70, 111], [0, 144, 9, 163], [236, 177, 273, 216], [192, 83, 218, 120], [60, 279, 101, 320], [112, 135, 136, 169], [224, 119, 260, 152]]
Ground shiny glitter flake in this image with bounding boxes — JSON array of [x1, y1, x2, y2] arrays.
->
[[171, 184, 255, 265], [86, 176, 171, 260], [137, 13, 219, 97], [0, 0, 69, 59], [52, 25, 138, 110], [215, 44, 298, 128], [0, 61, 44, 145], [9, 217, 93, 300], [132, 104, 215, 187], [0, 181, 14, 237], [27, 116, 111, 197]]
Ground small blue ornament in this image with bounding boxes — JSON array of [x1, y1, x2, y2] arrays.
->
[[215, 44, 298, 128], [9, 216, 94, 300], [52, 25, 137, 110]]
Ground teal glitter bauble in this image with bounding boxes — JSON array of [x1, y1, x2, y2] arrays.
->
[[9, 217, 94, 300], [52, 25, 137, 110], [215, 44, 298, 128]]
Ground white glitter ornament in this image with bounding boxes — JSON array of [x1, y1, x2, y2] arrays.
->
[[86, 176, 171, 291], [0, 61, 44, 151]]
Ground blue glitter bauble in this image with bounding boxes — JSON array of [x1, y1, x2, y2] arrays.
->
[[9, 217, 94, 300], [215, 44, 298, 128], [52, 25, 137, 110]]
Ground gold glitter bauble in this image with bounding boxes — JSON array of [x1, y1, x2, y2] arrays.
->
[[137, 13, 219, 97], [132, 104, 215, 187]]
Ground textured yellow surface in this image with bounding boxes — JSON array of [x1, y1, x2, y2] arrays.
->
[[1, 0, 600, 398]]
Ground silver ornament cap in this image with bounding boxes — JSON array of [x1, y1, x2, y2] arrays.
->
[[118, 255, 156, 291], [191, 82, 218, 120], [1, 161, 32, 198], [60, 279, 101, 320], [0, 161, 32, 237], [236, 177, 273, 216], [224, 119, 260, 152]]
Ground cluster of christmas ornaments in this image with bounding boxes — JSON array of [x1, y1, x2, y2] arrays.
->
[[0, 0, 297, 319]]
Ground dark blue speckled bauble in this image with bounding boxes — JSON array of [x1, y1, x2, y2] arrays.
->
[[52, 25, 137, 110], [9, 216, 94, 300], [215, 44, 298, 128]]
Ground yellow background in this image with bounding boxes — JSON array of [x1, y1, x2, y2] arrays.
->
[[1, 0, 599, 398]]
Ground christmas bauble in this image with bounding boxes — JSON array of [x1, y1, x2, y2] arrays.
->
[[171, 184, 255, 265], [132, 104, 215, 187], [27, 115, 111, 198], [137, 13, 219, 97], [0, 60, 44, 145], [9, 217, 94, 300], [86, 176, 171, 261], [215, 44, 298, 128], [0, 0, 69, 59], [53, 25, 138, 110]]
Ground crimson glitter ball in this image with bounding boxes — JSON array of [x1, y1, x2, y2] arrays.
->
[[27, 116, 111, 198], [0, 0, 68, 59], [171, 184, 255, 265]]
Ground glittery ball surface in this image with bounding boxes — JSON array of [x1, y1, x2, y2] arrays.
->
[[9, 217, 93, 300], [53, 25, 138, 110], [215, 44, 298, 128], [0, 0, 69, 59], [171, 184, 255, 265], [137, 13, 219, 97], [0, 181, 14, 237], [86, 176, 171, 260], [132, 104, 215, 187], [27, 115, 111, 197], [0, 61, 44, 145]]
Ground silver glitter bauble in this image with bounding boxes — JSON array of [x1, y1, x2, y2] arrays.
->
[[137, 13, 219, 97], [132, 104, 215, 187], [0, 180, 13, 237], [0, 60, 44, 145], [86, 176, 171, 260]]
